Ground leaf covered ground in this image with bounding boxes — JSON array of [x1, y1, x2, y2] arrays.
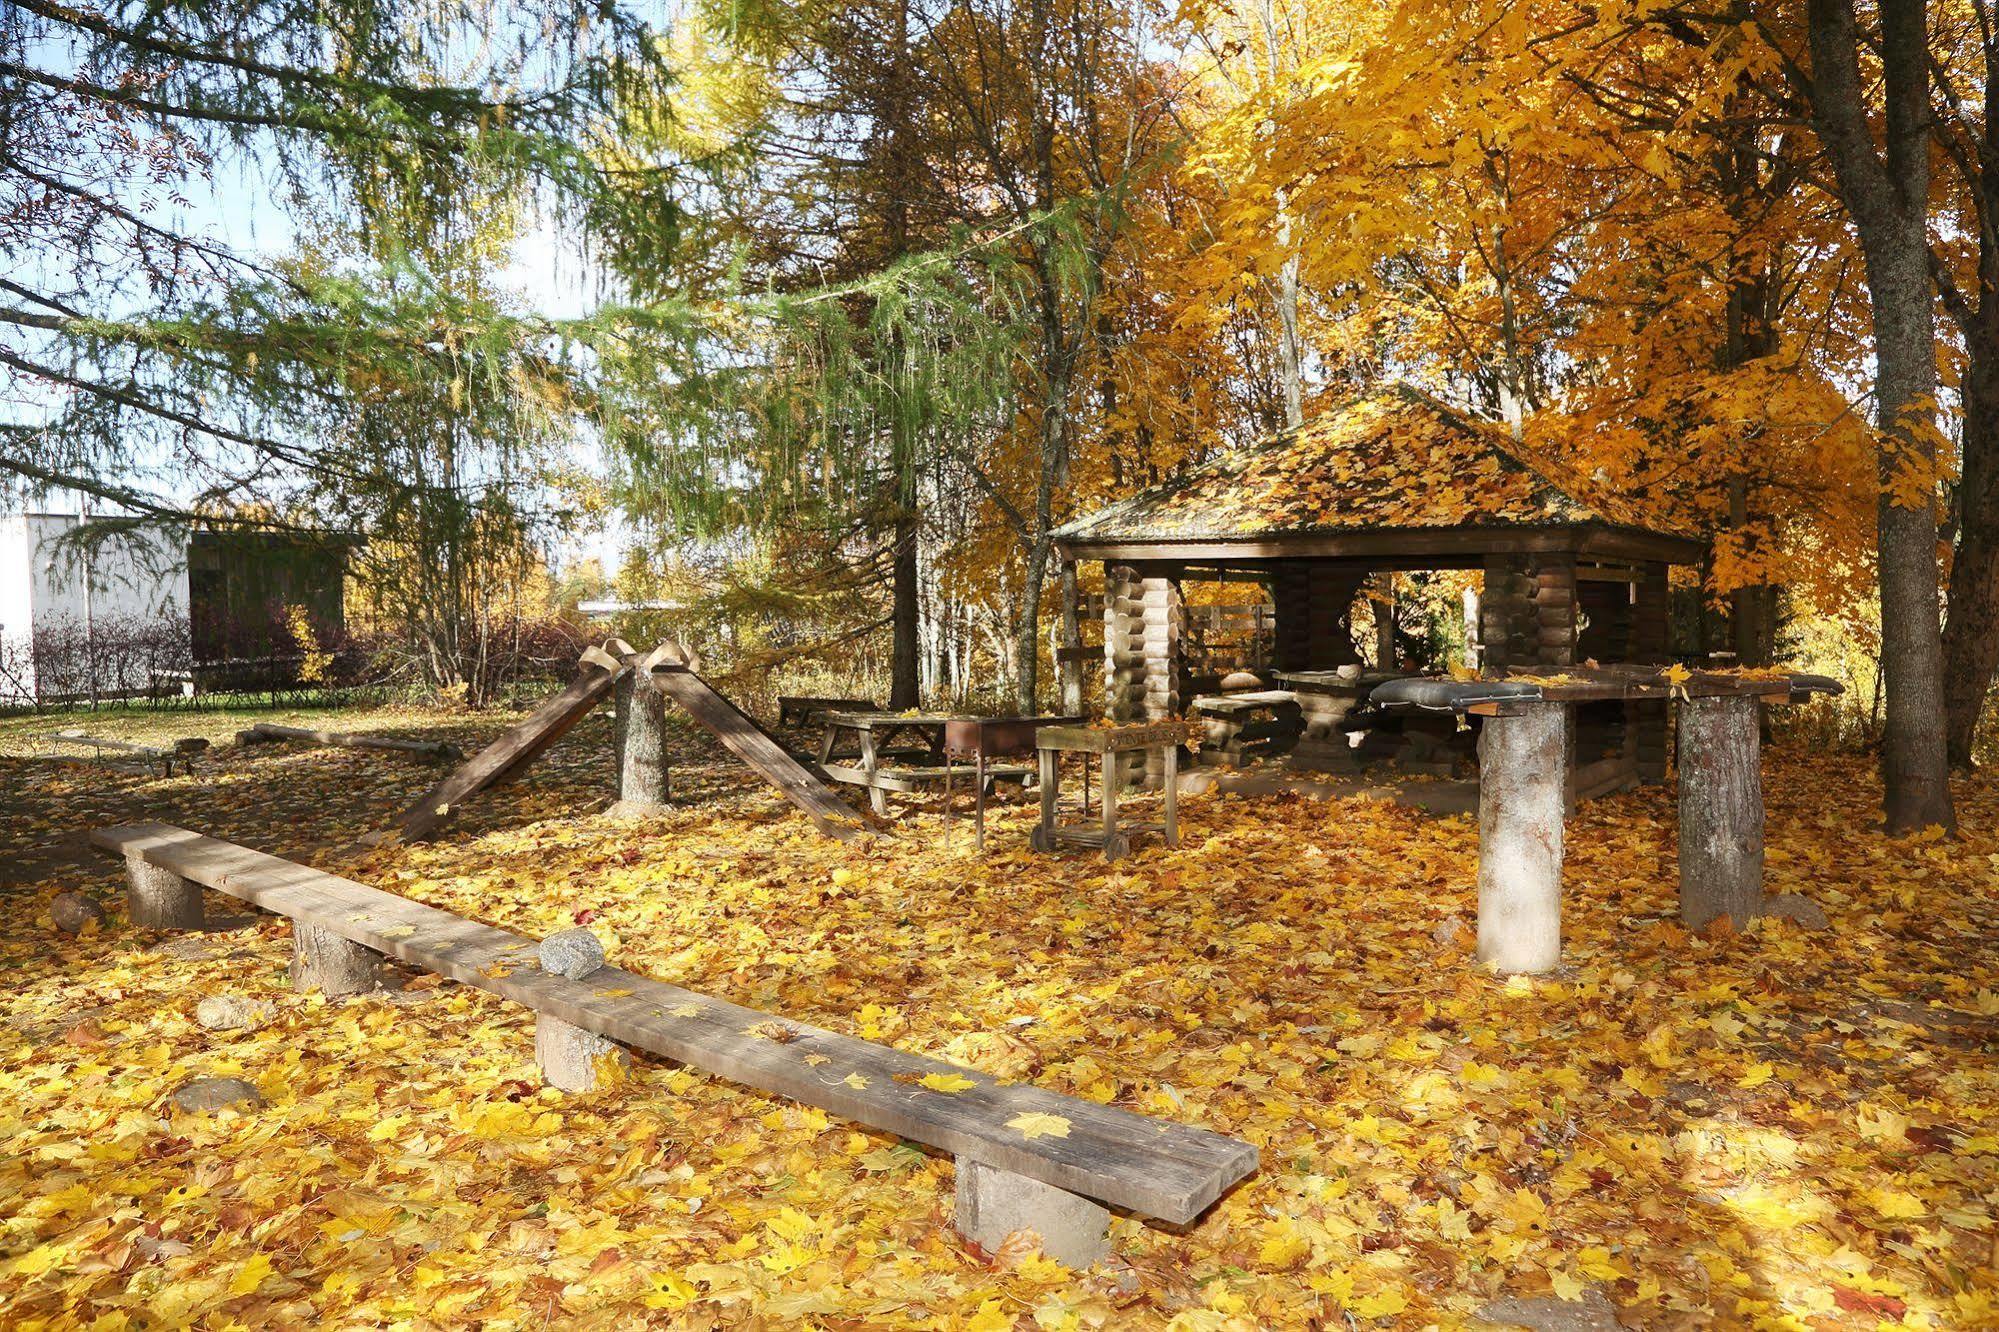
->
[[0, 705, 1994, 1329]]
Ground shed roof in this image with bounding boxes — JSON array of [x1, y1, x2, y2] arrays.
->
[[1055, 385, 1697, 560]]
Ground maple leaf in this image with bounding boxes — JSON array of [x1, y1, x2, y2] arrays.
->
[[1004, 1111, 1072, 1140], [917, 1072, 977, 1093]]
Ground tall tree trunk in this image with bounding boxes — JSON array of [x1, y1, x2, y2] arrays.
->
[[1806, 0, 1956, 831], [1940, 40, 1999, 768], [883, 0, 922, 709], [1274, 221, 1305, 430], [889, 461, 921, 708], [1944, 325, 1999, 764]]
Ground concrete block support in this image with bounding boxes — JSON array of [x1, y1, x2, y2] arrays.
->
[[535, 1013, 630, 1093], [955, 1158, 1111, 1269], [1476, 702, 1567, 974], [1677, 693, 1765, 930]]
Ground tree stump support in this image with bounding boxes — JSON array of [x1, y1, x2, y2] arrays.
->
[[611, 643, 673, 815], [1676, 693, 1765, 929], [1476, 702, 1566, 974], [290, 923, 381, 995], [124, 853, 204, 929], [955, 1158, 1111, 1269]]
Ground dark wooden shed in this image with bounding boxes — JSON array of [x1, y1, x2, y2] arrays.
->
[[1053, 385, 1706, 789]]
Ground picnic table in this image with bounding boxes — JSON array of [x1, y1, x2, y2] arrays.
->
[[1274, 669, 1419, 773], [1371, 665, 1843, 973], [817, 711, 1032, 817], [1031, 721, 1195, 861], [778, 695, 879, 728]]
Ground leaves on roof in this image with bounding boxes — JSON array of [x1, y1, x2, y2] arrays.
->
[[1057, 385, 1683, 544]]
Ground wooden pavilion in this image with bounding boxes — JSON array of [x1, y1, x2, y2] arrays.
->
[[1053, 385, 1707, 791]]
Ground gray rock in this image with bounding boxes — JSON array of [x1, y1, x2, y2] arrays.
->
[[50, 891, 107, 934], [172, 1077, 265, 1113], [1761, 893, 1829, 930], [1476, 1287, 1623, 1331], [195, 995, 274, 1032], [539, 928, 606, 980], [1432, 914, 1468, 947]]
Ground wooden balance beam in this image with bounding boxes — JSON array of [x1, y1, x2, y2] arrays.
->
[[90, 824, 1255, 1265]]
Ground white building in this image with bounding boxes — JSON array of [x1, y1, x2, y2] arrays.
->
[[0, 513, 191, 704]]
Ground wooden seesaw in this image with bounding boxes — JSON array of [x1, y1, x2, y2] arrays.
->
[[393, 641, 869, 843]]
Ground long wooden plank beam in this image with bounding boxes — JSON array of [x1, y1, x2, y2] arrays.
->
[[646, 665, 869, 841], [90, 824, 1255, 1223], [396, 647, 624, 841]]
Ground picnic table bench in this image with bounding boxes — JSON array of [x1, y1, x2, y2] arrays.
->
[[1188, 690, 1301, 767], [90, 823, 1256, 1266], [33, 730, 210, 777]]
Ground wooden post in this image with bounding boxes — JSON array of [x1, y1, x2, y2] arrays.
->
[[1676, 693, 1764, 929], [1058, 560, 1085, 716], [1476, 703, 1566, 974], [124, 854, 203, 929], [611, 645, 671, 815], [290, 923, 380, 995], [1374, 577, 1395, 669]]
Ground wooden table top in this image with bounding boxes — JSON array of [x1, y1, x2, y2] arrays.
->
[[1036, 720, 1199, 753]]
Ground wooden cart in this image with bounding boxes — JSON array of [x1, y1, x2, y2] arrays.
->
[[1030, 721, 1194, 861]]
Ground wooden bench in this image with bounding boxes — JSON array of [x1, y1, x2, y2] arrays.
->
[[91, 823, 1256, 1265], [777, 695, 880, 728]]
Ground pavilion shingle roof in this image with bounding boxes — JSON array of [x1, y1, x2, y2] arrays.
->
[[1056, 385, 1685, 545]]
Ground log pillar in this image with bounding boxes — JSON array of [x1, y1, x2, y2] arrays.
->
[[611, 648, 671, 815], [955, 1158, 1110, 1269], [536, 1013, 631, 1093], [290, 924, 381, 996], [124, 854, 204, 930], [1104, 565, 1181, 788], [1676, 693, 1764, 930], [1476, 702, 1567, 974], [1480, 555, 1578, 672]]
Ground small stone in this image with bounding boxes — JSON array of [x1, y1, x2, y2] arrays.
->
[[50, 891, 107, 934], [539, 928, 606, 980], [1761, 893, 1829, 930], [195, 995, 274, 1032], [1219, 670, 1263, 693], [172, 1077, 265, 1113], [1432, 914, 1468, 947], [1475, 1287, 1623, 1331]]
